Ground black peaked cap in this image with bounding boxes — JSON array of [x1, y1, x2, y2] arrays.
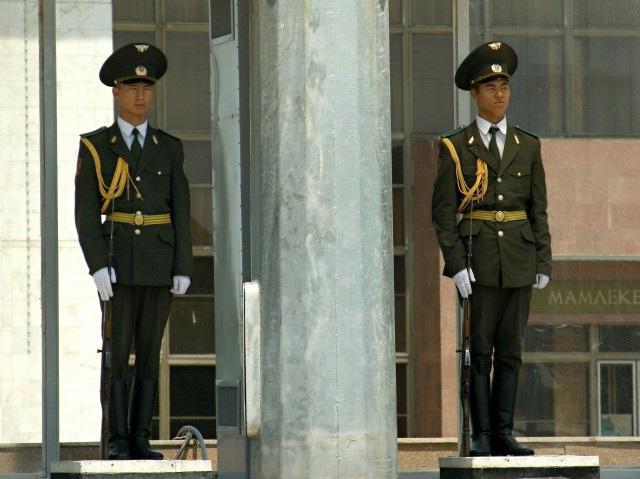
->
[[100, 43, 167, 86], [455, 41, 518, 90]]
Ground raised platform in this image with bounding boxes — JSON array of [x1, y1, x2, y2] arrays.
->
[[439, 455, 600, 479], [50, 461, 214, 479]]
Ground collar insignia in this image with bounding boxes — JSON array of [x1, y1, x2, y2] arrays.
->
[[153, 134, 159, 145], [514, 134, 520, 145], [110, 135, 117, 144], [468, 136, 475, 145]]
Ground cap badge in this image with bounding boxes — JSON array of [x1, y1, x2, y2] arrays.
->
[[489, 42, 502, 50], [491, 64, 503, 73], [134, 44, 149, 53], [135, 65, 148, 76]]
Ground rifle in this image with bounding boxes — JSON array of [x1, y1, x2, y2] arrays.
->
[[457, 202, 474, 457], [459, 297, 472, 456], [98, 216, 115, 459]]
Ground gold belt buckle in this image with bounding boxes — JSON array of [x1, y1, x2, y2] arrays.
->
[[494, 211, 505, 222], [134, 212, 144, 226]]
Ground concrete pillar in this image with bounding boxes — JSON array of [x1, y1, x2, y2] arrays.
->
[[250, 1, 396, 478]]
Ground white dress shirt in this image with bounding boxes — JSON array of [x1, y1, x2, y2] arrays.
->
[[476, 115, 507, 159], [117, 116, 147, 150]]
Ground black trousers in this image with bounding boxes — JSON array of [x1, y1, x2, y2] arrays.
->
[[103, 284, 173, 382], [468, 283, 531, 435]]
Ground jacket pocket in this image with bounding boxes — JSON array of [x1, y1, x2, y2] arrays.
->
[[458, 218, 482, 238], [157, 225, 176, 246], [520, 222, 536, 243]]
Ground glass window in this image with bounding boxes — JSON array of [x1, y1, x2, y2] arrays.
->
[[599, 362, 635, 436], [411, 0, 452, 26], [573, 36, 640, 136], [112, 0, 155, 22], [392, 143, 403, 184], [394, 255, 406, 294], [524, 324, 589, 353], [164, 31, 211, 132], [397, 363, 408, 437], [393, 187, 405, 247], [395, 295, 407, 353], [170, 366, 216, 438], [169, 298, 215, 354], [498, 35, 565, 136], [516, 363, 590, 436], [599, 326, 640, 353], [574, 0, 640, 28], [164, 0, 209, 22], [389, 0, 402, 25], [490, 0, 563, 27], [390, 34, 403, 132], [183, 140, 213, 184], [411, 34, 454, 134], [189, 256, 214, 295], [191, 186, 214, 247]]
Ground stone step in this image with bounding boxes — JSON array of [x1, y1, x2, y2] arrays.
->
[[439, 455, 600, 479], [51, 460, 214, 479]]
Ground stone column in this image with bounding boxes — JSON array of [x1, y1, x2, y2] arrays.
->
[[250, 1, 396, 477]]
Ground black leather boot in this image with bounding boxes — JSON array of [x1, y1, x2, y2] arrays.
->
[[490, 358, 534, 456], [470, 356, 492, 457], [129, 378, 163, 460], [108, 379, 131, 460]]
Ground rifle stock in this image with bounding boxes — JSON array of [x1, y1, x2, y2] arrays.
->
[[99, 298, 113, 459], [459, 297, 472, 456]]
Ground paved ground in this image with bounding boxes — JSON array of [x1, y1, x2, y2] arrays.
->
[[398, 467, 640, 479]]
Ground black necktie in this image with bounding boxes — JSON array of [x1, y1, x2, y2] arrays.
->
[[130, 128, 143, 169], [488, 125, 500, 161]]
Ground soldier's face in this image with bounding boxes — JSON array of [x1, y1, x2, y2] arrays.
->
[[113, 82, 156, 124], [471, 79, 510, 122]]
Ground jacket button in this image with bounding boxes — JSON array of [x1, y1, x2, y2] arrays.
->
[[136, 193, 142, 199], [498, 230, 504, 237], [498, 194, 504, 201], [135, 176, 141, 182], [134, 228, 141, 235], [497, 177, 502, 183]]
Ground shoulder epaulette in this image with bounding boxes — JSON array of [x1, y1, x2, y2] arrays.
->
[[155, 127, 182, 142], [515, 125, 539, 139], [80, 126, 107, 138], [440, 126, 465, 138]]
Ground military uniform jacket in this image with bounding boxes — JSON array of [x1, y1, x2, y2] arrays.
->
[[75, 123, 194, 286], [432, 121, 551, 288]]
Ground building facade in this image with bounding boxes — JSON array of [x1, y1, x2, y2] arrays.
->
[[2, 0, 640, 449]]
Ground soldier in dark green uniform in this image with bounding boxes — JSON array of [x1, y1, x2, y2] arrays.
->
[[75, 43, 193, 460], [432, 42, 551, 456]]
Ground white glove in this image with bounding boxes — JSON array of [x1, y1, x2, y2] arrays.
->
[[93, 267, 117, 301], [453, 268, 475, 298], [171, 275, 191, 295], [533, 273, 550, 290]]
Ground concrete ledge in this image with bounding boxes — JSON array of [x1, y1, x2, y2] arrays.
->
[[439, 455, 600, 479], [51, 461, 213, 473], [50, 460, 214, 479], [440, 455, 599, 468]]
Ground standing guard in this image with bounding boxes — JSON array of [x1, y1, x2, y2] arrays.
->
[[432, 41, 552, 456], [75, 43, 194, 460]]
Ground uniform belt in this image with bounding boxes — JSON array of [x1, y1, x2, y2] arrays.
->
[[462, 210, 527, 223], [107, 212, 171, 226]]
